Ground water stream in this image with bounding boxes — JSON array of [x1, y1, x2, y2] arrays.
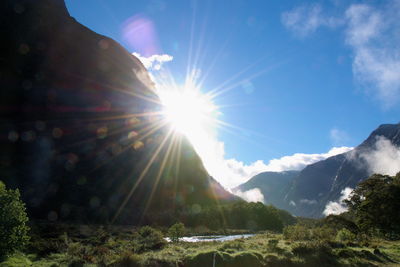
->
[[165, 234, 254, 242]]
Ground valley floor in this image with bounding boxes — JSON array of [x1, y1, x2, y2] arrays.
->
[[1, 224, 400, 267]]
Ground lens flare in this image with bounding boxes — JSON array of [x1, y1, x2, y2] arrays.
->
[[159, 86, 217, 133]]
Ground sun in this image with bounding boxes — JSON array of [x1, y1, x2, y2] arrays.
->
[[157, 82, 219, 145]]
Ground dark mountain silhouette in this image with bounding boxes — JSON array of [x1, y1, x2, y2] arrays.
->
[[236, 123, 400, 218], [234, 171, 299, 207], [0, 0, 236, 224]]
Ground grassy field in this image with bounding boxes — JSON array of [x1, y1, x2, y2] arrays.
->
[[1, 223, 400, 267]]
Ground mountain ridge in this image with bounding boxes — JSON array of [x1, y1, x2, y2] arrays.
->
[[238, 123, 400, 218], [234, 170, 299, 207], [0, 0, 237, 225]]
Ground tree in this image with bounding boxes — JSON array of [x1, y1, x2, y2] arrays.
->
[[168, 222, 185, 243], [336, 228, 356, 242], [319, 214, 359, 234], [0, 181, 30, 257], [283, 224, 311, 241], [345, 173, 400, 237]]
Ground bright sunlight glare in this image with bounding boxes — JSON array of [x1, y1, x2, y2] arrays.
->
[[158, 83, 219, 148]]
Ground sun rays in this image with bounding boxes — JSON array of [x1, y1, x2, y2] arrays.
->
[[108, 3, 287, 223], [110, 74, 222, 223], [157, 80, 219, 145]]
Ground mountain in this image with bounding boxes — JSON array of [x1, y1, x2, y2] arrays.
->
[[284, 123, 400, 218], [234, 171, 299, 207], [0, 0, 236, 224], [235, 123, 400, 218]]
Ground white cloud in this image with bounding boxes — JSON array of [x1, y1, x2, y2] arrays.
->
[[330, 128, 350, 146], [323, 187, 353, 216], [281, 4, 342, 37], [133, 52, 173, 71], [359, 136, 400, 176], [345, 2, 400, 107], [345, 5, 382, 46], [200, 143, 352, 189], [262, 146, 352, 173], [282, 1, 400, 107], [234, 188, 265, 203]]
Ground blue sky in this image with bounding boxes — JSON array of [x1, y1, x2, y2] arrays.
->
[[65, 0, 400, 188]]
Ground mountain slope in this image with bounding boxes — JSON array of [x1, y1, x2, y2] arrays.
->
[[234, 171, 299, 208], [234, 123, 400, 218], [284, 123, 400, 218], [0, 0, 236, 224]]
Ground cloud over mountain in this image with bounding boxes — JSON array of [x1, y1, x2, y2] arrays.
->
[[359, 136, 400, 176], [234, 188, 265, 203], [323, 187, 353, 216]]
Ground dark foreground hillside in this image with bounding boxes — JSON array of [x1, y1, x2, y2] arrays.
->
[[0, 0, 236, 225]]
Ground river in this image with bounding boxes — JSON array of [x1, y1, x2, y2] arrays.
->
[[165, 234, 254, 242]]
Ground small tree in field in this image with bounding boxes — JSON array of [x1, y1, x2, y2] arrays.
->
[[168, 222, 185, 243], [0, 181, 30, 258]]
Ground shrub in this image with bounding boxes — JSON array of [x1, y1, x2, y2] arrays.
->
[[113, 252, 142, 267], [28, 238, 67, 256], [134, 226, 166, 252], [283, 225, 311, 241], [292, 241, 333, 259], [0, 253, 32, 266], [312, 227, 335, 241], [326, 240, 345, 249], [168, 222, 185, 243], [292, 242, 314, 257], [231, 251, 263, 266], [0, 181, 30, 258], [220, 239, 245, 251], [337, 248, 356, 258], [66, 242, 94, 263], [336, 228, 356, 242], [186, 250, 227, 267], [267, 239, 279, 251]]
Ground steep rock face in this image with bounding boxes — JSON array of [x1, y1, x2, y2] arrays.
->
[[234, 171, 299, 208], [0, 0, 235, 224], [284, 123, 400, 218]]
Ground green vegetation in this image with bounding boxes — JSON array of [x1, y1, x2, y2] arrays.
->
[[186, 201, 293, 231], [168, 222, 185, 243], [0, 181, 29, 259], [283, 224, 311, 241], [1, 225, 400, 266], [133, 226, 166, 253], [1, 173, 400, 266], [336, 228, 356, 242], [345, 172, 400, 238]]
